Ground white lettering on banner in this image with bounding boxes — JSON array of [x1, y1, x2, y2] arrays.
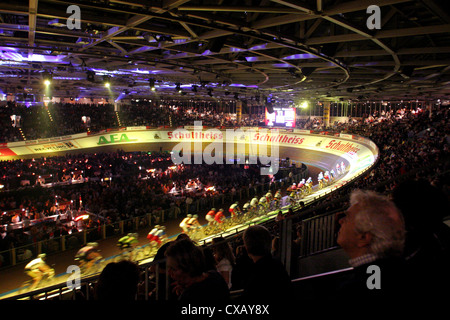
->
[[170, 122, 279, 175], [126, 126, 147, 131], [253, 133, 305, 145], [339, 133, 354, 140], [294, 129, 312, 134]]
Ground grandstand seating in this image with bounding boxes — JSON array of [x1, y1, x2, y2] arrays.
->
[[0, 102, 448, 302]]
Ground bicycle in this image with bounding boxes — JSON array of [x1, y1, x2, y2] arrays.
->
[[19, 267, 55, 294], [115, 245, 144, 263], [257, 204, 268, 216], [187, 226, 204, 241], [79, 257, 106, 276], [318, 180, 324, 190], [203, 220, 225, 236]]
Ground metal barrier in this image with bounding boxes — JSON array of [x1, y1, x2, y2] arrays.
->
[[1, 202, 286, 300], [1, 257, 170, 301], [299, 210, 341, 258]]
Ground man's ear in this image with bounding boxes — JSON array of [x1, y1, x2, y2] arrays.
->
[[357, 232, 372, 248]]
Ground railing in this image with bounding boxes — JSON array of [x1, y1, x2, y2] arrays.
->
[[1, 257, 170, 301], [0, 166, 371, 300], [1, 228, 254, 300], [298, 209, 341, 258], [294, 163, 450, 260]]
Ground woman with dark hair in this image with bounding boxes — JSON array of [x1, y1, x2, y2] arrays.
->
[[165, 238, 229, 302]]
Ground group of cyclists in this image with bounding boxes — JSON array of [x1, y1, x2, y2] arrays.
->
[[21, 163, 346, 293]]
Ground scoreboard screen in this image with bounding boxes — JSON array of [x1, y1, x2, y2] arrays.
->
[[265, 107, 296, 127]]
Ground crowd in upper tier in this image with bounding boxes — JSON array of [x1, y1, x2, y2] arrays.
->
[[0, 101, 267, 142], [1, 100, 439, 143]]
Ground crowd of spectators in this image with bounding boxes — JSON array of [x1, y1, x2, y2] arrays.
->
[[0, 101, 267, 143], [0, 98, 448, 304], [286, 106, 449, 221], [0, 149, 302, 252], [0, 101, 118, 142]]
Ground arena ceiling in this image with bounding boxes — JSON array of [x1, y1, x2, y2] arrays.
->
[[0, 0, 449, 104]]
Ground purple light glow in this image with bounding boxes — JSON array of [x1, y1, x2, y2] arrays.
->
[[249, 44, 268, 50], [0, 52, 66, 63], [283, 54, 316, 60], [244, 57, 258, 62], [272, 63, 293, 68], [229, 84, 259, 88]]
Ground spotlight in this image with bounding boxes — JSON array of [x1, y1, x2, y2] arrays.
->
[[299, 101, 308, 109], [103, 75, 110, 88], [43, 73, 52, 86]]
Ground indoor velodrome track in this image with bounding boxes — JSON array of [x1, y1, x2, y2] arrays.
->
[[0, 127, 378, 299]]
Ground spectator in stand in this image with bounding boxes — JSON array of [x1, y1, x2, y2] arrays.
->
[[211, 237, 235, 289], [95, 260, 141, 301], [230, 245, 253, 291], [391, 179, 450, 297], [240, 225, 293, 302], [165, 238, 230, 302], [336, 189, 408, 299], [148, 240, 178, 301]]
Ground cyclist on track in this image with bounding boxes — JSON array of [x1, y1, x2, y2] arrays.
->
[[259, 196, 269, 213], [206, 208, 217, 226], [274, 189, 282, 208], [242, 201, 251, 215], [180, 214, 192, 234], [24, 253, 55, 291], [75, 242, 103, 274], [214, 209, 226, 224], [229, 202, 241, 219], [186, 214, 201, 233], [250, 197, 259, 214], [118, 233, 139, 251], [147, 225, 160, 242], [153, 226, 166, 246]]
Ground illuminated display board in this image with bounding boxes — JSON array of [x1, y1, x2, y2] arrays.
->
[[265, 107, 296, 127]]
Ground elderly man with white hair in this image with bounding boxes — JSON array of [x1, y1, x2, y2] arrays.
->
[[336, 189, 408, 299]]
